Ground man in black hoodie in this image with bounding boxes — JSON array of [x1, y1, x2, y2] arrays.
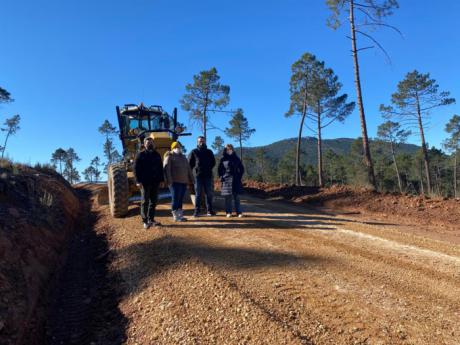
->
[[188, 136, 216, 217], [134, 137, 164, 229]]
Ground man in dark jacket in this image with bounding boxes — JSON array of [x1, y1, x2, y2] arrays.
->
[[134, 137, 164, 229], [188, 136, 216, 217]]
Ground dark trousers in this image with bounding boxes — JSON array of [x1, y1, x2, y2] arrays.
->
[[169, 182, 187, 211], [225, 194, 241, 214], [140, 183, 159, 223], [194, 176, 214, 213]]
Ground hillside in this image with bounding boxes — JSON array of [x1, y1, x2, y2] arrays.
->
[[243, 137, 420, 166]]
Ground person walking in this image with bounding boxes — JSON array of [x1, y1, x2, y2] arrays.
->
[[134, 137, 164, 229], [189, 136, 216, 217], [163, 141, 194, 222], [218, 144, 245, 218]]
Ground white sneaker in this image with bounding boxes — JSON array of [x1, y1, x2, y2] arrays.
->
[[237, 214, 243, 218], [226, 213, 232, 218], [172, 210, 180, 222], [143, 222, 150, 229], [178, 209, 187, 221]]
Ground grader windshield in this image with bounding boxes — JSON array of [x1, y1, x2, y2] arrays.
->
[[118, 104, 174, 138]]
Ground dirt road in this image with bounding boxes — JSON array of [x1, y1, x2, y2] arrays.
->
[[93, 193, 459, 345]]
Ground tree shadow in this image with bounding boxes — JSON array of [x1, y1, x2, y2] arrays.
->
[[126, 202, 172, 218], [237, 196, 400, 227], [115, 234, 327, 297], [255, 214, 399, 227], [166, 218, 338, 230]]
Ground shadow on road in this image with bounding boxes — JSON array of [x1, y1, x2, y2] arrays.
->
[[239, 196, 400, 227], [127, 201, 341, 230], [46, 189, 128, 345], [115, 232, 325, 296]]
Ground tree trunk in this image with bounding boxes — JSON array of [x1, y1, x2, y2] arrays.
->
[[317, 103, 324, 187], [239, 135, 243, 162], [296, 114, 306, 186], [419, 161, 425, 196], [435, 165, 441, 196], [416, 94, 432, 195], [69, 163, 73, 185], [349, 0, 376, 190], [453, 152, 457, 197], [390, 141, 403, 193], [296, 81, 309, 186], [106, 134, 112, 165], [1, 130, 11, 159], [203, 101, 208, 141]]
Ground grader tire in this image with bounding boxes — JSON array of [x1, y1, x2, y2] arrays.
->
[[108, 163, 129, 218]]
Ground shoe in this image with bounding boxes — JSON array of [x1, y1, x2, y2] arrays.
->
[[226, 213, 232, 218], [207, 211, 216, 216], [237, 214, 243, 218], [150, 220, 162, 227], [193, 211, 200, 218], [172, 210, 179, 222], [143, 222, 150, 229], [178, 209, 187, 221]]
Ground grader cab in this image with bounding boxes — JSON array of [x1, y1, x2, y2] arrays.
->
[[106, 103, 190, 218]]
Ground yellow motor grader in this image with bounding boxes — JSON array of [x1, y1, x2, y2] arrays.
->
[[106, 103, 190, 218]]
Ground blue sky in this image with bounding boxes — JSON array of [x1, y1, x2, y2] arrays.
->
[[1, 0, 459, 173]]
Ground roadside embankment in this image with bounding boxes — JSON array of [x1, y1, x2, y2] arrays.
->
[[0, 161, 80, 345]]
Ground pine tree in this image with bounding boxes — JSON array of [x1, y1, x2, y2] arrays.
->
[[286, 53, 314, 186], [443, 115, 460, 197], [254, 148, 269, 182], [306, 57, 354, 187], [90, 156, 102, 183], [98, 120, 121, 170], [326, 0, 400, 189], [278, 149, 297, 185], [287, 53, 354, 186], [380, 71, 455, 195], [377, 121, 411, 192], [211, 135, 225, 155], [83, 166, 96, 182], [63, 148, 81, 184], [180, 67, 230, 140], [225, 108, 256, 162], [1, 115, 21, 158], [0, 87, 12, 104], [324, 149, 347, 185], [51, 148, 68, 175]]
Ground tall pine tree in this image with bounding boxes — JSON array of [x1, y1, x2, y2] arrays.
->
[[443, 115, 460, 198], [225, 108, 255, 162], [380, 71, 455, 195], [377, 121, 411, 192], [326, 0, 400, 189], [180, 67, 230, 140], [51, 148, 68, 175], [98, 120, 121, 170]]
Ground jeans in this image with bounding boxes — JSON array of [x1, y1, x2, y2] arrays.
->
[[225, 194, 241, 214], [169, 182, 187, 211], [140, 183, 159, 223], [194, 176, 214, 213]]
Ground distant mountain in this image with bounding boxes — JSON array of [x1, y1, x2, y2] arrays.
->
[[243, 137, 420, 166]]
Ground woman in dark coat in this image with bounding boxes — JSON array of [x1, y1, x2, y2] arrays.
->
[[218, 144, 245, 217]]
